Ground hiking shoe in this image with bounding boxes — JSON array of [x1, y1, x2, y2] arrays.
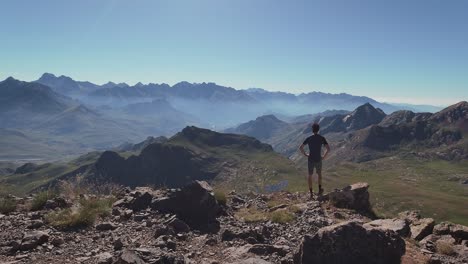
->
[[309, 192, 314, 200], [318, 187, 324, 196]]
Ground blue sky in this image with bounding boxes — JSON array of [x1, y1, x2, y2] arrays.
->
[[1, 0, 467, 106]]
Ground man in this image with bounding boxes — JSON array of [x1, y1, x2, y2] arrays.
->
[[299, 123, 330, 199]]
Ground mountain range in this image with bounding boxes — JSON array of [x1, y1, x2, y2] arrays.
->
[[35, 73, 441, 126], [0, 73, 452, 162], [226, 101, 468, 163]]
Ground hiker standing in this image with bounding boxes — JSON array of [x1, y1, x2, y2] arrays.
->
[[299, 123, 330, 199]]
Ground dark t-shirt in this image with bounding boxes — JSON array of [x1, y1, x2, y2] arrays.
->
[[303, 134, 328, 162]]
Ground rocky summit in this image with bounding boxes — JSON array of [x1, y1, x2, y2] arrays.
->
[[1, 181, 467, 264]]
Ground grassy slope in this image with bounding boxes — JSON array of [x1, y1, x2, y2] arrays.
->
[[308, 157, 468, 225], [0, 152, 102, 195]]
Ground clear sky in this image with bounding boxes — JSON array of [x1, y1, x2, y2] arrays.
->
[[1, 0, 467, 106]]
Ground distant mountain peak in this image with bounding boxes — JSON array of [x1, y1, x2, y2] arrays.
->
[[39, 72, 57, 79], [2, 76, 18, 83]]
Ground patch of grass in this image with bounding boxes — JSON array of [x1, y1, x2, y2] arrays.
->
[[45, 197, 114, 229], [436, 241, 455, 256], [0, 198, 16, 214], [266, 200, 284, 208], [30, 190, 56, 211], [236, 207, 268, 223], [270, 209, 295, 223], [214, 190, 227, 206], [289, 205, 301, 214]]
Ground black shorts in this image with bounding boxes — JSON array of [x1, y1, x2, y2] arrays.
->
[[308, 160, 322, 174]]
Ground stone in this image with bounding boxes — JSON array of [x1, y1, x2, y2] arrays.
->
[[27, 220, 44, 229], [155, 236, 176, 250], [154, 225, 175, 238], [229, 258, 272, 264], [205, 237, 218, 246], [44, 197, 70, 210], [363, 218, 410, 237], [20, 231, 49, 251], [96, 252, 113, 264], [248, 244, 289, 257], [294, 220, 405, 264], [129, 187, 154, 211], [166, 217, 190, 233], [221, 228, 265, 243], [410, 218, 435, 241], [153, 253, 186, 264], [115, 249, 145, 264], [96, 222, 117, 231], [433, 221, 468, 240], [398, 210, 421, 224], [324, 182, 372, 214], [151, 181, 222, 231], [51, 237, 64, 247], [114, 237, 124, 250]]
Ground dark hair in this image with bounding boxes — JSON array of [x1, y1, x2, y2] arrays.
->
[[312, 123, 320, 133]]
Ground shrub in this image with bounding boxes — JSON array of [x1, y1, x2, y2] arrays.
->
[[45, 197, 114, 229], [0, 198, 16, 214], [270, 210, 295, 223], [214, 190, 227, 206], [31, 190, 56, 211], [436, 241, 455, 256], [58, 174, 90, 200]]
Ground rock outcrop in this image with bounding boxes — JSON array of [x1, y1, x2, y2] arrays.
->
[[151, 181, 223, 231], [294, 221, 405, 264], [323, 182, 373, 215]]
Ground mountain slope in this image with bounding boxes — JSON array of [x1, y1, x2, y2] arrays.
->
[[224, 115, 288, 141], [0, 77, 74, 128], [0, 129, 57, 160], [2, 127, 304, 194], [328, 101, 468, 162]]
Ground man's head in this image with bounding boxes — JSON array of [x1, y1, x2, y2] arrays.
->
[[312, 123, 320, 134]]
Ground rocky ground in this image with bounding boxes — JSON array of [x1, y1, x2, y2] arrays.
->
[[0, 181, 467, 264]]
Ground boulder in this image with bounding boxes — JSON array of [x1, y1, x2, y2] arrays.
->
[[294, 220, 405, 264], [433, 221, 468, 241], [410, 218, 435, 241], [151, 181, 222, 231], [20, 231, 49, 251], [324, 182, 372, 214], [113, 187, 155, 211], [398, 211, 435, 241], [115, 249, 146, 264], [364, 218, 410, 237]]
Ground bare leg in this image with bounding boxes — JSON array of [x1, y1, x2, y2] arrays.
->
[[308, 173, 313, 197], [318, 172, 323, 195]]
